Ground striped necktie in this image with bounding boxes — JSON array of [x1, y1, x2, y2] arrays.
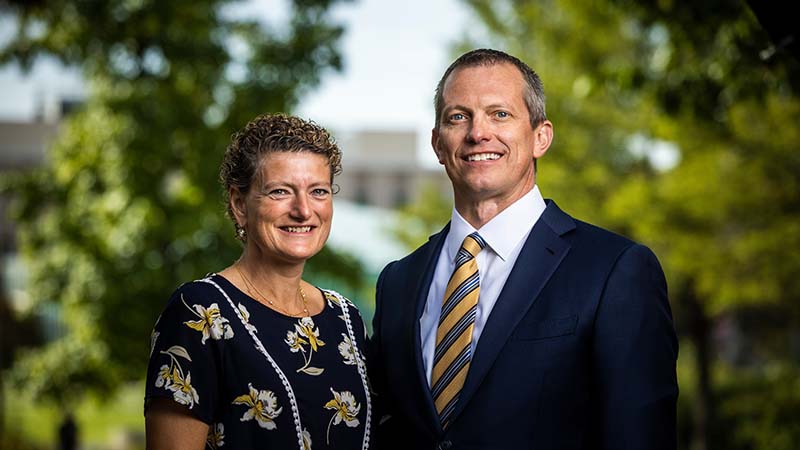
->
[[430, 231, 487, 427]]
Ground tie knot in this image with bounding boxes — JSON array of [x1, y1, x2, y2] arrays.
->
[[460, 232, 486, 258]]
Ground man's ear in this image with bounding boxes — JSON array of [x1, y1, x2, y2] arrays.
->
[[533, 120, 554, 159], [229, 187, 247, 228], [431, 128, 445, 164]]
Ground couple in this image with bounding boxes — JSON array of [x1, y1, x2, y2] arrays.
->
[[144, 49, 679, 450]]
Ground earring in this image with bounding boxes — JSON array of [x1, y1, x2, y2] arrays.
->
[[235, 224, 247, 242]]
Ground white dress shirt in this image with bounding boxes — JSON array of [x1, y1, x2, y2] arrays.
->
[[420, 185, 547, 385]]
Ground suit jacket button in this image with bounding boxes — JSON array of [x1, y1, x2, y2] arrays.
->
[[438, 440, 453, 450]]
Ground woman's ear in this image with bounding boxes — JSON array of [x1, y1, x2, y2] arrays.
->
[[229, 187, 247, 228]]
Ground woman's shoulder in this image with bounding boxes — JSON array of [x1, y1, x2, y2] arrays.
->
[[320, 288, 359, 311], [154, 274, 236, 327], [320, 288, 369, 341], [152, 274, 239, 345], [166, 273, 230, 307]]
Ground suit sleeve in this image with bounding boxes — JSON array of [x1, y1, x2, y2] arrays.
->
[[368, 262, 392, 449], [592, 244, 679, 450]]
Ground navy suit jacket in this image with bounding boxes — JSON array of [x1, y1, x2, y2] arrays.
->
[[369, 200, 678, 450]]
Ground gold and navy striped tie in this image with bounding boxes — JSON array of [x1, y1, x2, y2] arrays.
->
[[431, 232, 487, 426]]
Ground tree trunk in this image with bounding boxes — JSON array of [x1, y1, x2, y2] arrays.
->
[[686, 290, 713, 450]]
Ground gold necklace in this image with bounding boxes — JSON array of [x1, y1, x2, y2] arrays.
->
[[235, 265, 309, 317]]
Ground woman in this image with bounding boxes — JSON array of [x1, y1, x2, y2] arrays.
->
[[145, 114, 371, 450]]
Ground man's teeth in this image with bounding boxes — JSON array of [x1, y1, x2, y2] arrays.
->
[[466, 153, 501, 161], [285, 226, 311, 233]]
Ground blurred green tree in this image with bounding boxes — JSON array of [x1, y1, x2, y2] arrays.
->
[[455, 0, 800, 449], [0, 0, 364, 406], [391, 182, 452, 251]]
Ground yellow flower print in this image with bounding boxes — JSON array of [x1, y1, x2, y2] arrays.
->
[[302, 428, 312, 450], [232, 383, 283, 430], [285, 330, 308, 353], [169, 367, 200, 407], [155, 364, 172, 388], [237, 303, 257, 333], [181, 294, 234, 344], [296, 317, 324, 351], [337, 333, 357, 366], [206, 423, 225, 449], [323, 291, 351, 320], [285, 317, 325, 376], [324, 388, 361, 444], [324, 291, 342, 309], [155, 345, 199, 409]]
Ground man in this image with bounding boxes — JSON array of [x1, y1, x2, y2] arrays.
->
[[369, 49, 678, 450]]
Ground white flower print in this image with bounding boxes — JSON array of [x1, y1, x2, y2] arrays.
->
[[207, 423, 225, 449], [155, 346, 200, 409], [155, 364, 171, 388], [232, 383, 283, 430], [181, 294, 234, 344], [324, 388, 361, 444], [237, 303, 257, 333], [169, 370, 200, 407], [285, 316, 325, 375], [324, 291, 353, 320], [285, 330, 307, 354], [338, 333, 357, 366]]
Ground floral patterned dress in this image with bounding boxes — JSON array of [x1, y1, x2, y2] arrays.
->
[[145, 273, 371, 450]]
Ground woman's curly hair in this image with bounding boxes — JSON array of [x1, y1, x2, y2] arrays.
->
[[219, 113, 342, 229]]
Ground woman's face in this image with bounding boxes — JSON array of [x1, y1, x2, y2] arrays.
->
[[232, 151, 333, 266]]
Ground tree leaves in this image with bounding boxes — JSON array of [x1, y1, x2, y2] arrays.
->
[[1, 0, 360, 402]]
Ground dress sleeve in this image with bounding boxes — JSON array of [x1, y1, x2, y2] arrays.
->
[[144, 281, 231, 425]]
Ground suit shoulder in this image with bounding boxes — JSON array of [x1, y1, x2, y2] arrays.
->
[[573, 219, 636, 246], [380, 234, 440, 278], [567, 218, 660, 264]]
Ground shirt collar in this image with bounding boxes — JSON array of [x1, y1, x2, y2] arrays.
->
[[446, 185, 546, 262]]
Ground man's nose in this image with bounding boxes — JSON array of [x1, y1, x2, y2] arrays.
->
[[467, 115, 491, 143]]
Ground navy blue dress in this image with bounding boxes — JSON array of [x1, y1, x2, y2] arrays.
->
[[145, 274, 371, 450]]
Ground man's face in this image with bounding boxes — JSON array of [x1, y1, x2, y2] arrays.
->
[[432, 63, 551, 210]]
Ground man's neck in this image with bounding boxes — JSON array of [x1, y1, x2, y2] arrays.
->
[[454, 183, 537, 229]]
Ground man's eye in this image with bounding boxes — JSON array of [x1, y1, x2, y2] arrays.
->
[[312, 188, 330, 197], [450, 113, 465, 121]]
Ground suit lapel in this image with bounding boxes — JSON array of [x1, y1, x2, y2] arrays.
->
[[408, 223, 449, 436], [452, 201, 575, 420]]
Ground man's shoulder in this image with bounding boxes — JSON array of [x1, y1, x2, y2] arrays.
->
[[545, 201, 641, 254], [572, 218, 635, 246]]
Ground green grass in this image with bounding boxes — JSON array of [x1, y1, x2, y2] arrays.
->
[[3, 380, 145, 449]]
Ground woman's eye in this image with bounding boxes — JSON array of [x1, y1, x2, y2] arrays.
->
[[269, 188, 289, 196], [496, 111, 509, 118]]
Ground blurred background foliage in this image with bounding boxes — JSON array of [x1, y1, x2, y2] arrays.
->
[[0, 0, 362, 446], [2, 0, 799, 449]]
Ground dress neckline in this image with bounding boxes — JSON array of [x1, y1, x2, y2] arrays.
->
[[209, 272, 328, 320]]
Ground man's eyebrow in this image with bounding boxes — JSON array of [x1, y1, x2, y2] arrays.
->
[[443, 104, 472, 113], [484, 102, 513, 110]]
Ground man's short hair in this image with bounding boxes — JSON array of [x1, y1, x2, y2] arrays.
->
[[433, 48, 547, 130]]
